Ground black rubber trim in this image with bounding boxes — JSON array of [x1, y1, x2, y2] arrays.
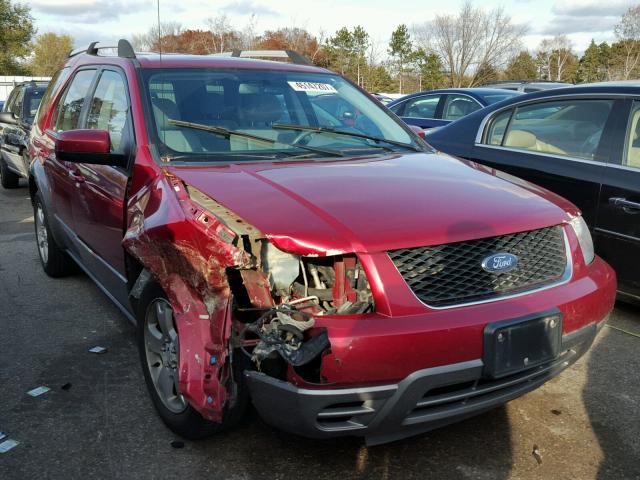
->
[[245, 320, 600, 446]]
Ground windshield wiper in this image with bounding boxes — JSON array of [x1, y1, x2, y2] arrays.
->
[[272, 123, 422, 152], [167, 119, 344, 157]]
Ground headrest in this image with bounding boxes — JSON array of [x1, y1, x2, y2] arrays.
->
[[151, 97, 180, 128], [239, 94, 283, 124], [506, 130, 536, 148]]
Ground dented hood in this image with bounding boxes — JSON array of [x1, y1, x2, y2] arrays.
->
[[166, 152, 576, 255]]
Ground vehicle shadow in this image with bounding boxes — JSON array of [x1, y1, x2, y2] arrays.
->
[[583, 302, 640, 479]]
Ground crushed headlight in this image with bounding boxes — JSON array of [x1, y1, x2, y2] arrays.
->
[[569, 216, 594, 265]]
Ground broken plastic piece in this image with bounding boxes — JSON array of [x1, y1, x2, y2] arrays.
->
[[0, 439, 19, 453], [88, 346, 108, 354], [532, 444, 542, 465], [27, 386, 50, 397]]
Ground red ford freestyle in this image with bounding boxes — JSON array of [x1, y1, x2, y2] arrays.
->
[[29, 41, 616, 445]]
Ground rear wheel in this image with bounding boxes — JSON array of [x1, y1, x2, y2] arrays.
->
[[34, 193, 77, 277], [137, 283, 247, 439], [0, 157, 19, 189]]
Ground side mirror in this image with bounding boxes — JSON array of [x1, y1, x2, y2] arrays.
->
[[0, 111, 17, 125], [409, 125, 426, 139], [54, 129, 127, 167]]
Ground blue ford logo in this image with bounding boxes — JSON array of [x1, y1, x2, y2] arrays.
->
[[481, 253, 519, 274]]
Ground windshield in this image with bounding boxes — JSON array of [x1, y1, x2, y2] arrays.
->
[[142, 68, 422, 161], [480, 91, 522, 105]]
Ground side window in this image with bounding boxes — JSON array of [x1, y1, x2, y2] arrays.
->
[[389, 101, 405, 115], [52, 69, 96, 132], [36, 67, 70, 125], [486, 109, 513, 145], [86, 70, 129, 153], [442, 94, 481, 120], [492, 99, 614, 161], [403, 95, 440, 118], [624, 101, 640, 169], [12, 88, 24, 117]]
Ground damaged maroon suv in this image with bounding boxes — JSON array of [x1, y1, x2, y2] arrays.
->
[[29, 40, 616, 445]]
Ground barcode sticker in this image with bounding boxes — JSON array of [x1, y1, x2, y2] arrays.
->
[[287, 81, 337, 93]]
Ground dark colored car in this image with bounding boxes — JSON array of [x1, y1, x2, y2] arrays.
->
[[426, 83, 640, 302], [0, 81, 48, 188], [28, 40, 615, 446], [387, 88, 522, 130], [481, 80, 573, 93]]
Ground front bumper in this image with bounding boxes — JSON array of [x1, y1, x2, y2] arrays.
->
[[246, 320, 603, 445]]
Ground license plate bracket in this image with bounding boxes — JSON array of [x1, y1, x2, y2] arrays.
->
[[483, 309, 563, 379]]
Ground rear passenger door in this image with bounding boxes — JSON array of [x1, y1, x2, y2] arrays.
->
[[392, 94, 444, 129], [473, 97, 621, 227], [44, 68, 97, 234], [595, 99, 640, 298]]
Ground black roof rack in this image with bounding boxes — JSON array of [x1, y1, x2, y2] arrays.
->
[[68, 39, 136, 59], [213, 50, 312, 65]]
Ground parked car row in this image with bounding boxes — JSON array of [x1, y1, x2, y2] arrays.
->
[[0, 41, 618, 446], [0, 81, 48, 188]]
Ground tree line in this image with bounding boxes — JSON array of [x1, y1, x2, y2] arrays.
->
[[2, 0, 640, 94]]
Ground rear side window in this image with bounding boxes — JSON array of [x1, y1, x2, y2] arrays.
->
[[624, 101, 640, 169], [484, 99, 614, 161], [36, 67, 70, 125], [403, 95, 440, 118], [442, 94, 481, 120], [52, 69, 96, 132], [86, 70, 129, 153]]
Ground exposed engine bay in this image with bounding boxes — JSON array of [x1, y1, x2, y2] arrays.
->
[[185, 182, 375, 383]]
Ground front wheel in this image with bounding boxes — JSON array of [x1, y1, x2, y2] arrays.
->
[[137, 283, 247, 439]]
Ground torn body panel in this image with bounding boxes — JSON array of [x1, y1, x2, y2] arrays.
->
[[123, 171, 376, 419]]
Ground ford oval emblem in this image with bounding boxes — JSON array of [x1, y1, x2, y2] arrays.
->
[[481, 252, 519, 274]]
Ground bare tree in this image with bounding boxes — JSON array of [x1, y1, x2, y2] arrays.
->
[[413, 1, 525, 87], [614, 5, 640, 79], [536, 36, 574, 81], [131, 22, 183, 52]]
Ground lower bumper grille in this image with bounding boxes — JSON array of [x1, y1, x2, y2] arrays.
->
[[389, 226, 568, 308]]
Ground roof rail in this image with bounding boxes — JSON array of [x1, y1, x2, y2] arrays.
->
[[213, 50, 312, 65], [481, 80, 570, 85], [68, 39, 136, 59]]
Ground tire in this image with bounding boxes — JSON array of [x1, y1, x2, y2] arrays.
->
[[0, 156, 19, 189], [34, 192, 77, 277], [137, 282, 248, 439]]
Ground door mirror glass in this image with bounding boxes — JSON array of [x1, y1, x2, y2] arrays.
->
[[54, 129, 127, 167]]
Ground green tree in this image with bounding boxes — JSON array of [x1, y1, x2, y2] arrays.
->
[[504, 51, 537, 80], [0, 0, 35, 74], [388, 24, 412, 93], [409, 49, 445, 90], [351, 26, 369, 86], [327, 27, 354, 76], [31, 32, 74, 76]]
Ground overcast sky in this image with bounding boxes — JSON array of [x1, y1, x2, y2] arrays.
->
[[25, 0, 635, 55]]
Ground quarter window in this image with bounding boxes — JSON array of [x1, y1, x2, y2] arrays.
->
[[485, 99, 614, 161], [624, 101, 640, 169], [86, 70, 129, 153], [403, 95, 440, 119], [52, 69, 96, 132], [442, 94, 481, 120]]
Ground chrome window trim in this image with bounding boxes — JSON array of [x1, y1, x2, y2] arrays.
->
[[475, 144, 607, 166], [397, 227, 574, 311], [595, 227, 640, 243], [474, 92, 632, 145]]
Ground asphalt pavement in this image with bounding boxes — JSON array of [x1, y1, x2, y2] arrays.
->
[[0, 180, 639, 479]]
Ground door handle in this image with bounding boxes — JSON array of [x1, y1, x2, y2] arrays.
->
[[609, 197, 640, 213], [68, 170, 85, 183]]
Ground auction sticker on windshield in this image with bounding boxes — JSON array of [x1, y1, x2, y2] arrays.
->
[[288, 81, 337, 93]]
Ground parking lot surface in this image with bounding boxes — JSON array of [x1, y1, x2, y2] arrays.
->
[[0, 182, 639, 480]]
